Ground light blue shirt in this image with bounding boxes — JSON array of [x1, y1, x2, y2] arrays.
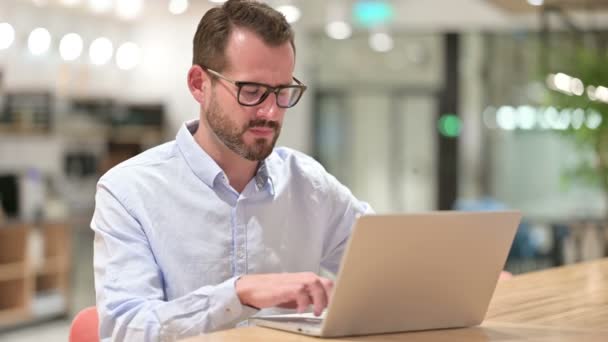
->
[[91, 120, 371, 341]]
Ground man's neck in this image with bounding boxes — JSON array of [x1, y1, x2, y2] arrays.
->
[[194, 122, 258, 194]]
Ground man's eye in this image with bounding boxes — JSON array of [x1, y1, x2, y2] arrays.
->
[[242, 86, 262, 96]]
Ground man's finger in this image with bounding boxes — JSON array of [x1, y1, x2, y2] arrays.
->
[[305, 280, 328, 316], [294, 286, 312, 313], [320, 278, 334, 294]]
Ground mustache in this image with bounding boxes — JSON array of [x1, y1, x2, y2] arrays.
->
[[247, 119, 279, 130]]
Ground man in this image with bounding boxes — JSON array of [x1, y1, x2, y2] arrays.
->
[[91, 0, 371, 340]]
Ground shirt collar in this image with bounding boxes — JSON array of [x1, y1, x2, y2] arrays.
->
[[176, 120, 222, 188], [176, 119, 276, 194], [255, 159, 273, 194], [262, 157, 278, 196]]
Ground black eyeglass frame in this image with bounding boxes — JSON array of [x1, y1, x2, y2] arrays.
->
[[201, 66, 307, 108]]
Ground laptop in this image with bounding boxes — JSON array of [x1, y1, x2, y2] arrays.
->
[[250, 211, 521, 338]]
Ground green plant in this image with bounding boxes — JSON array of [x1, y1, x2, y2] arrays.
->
[[546, 49, 608, 214]]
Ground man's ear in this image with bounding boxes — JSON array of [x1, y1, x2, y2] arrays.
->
[[187, 65, 208, 104]]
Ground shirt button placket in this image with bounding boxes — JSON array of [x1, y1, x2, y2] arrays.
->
[[234, 203, 247, 275]]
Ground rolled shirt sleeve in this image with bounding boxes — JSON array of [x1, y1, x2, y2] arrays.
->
[[319, 173, 374, 276]]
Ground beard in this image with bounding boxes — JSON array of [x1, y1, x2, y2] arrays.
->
[[204, 95, 281, 161]]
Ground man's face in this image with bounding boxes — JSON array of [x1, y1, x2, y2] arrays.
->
[[203, 28, 295, 161], [204, 87, 281, 161]]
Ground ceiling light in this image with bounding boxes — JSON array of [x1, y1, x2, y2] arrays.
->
[[369, 32, 393, 53], [276, 5, 301, 24], [527, 0, 544, 6], [89, 37, 113, 65], [59, 33, 84, 61], [60, 0, 81, 7], [546, 72, 584, 96], [89, 0, 113, 13], [61, 0, 81, 7], [571, 108, 585, 130], [556, 109, 571, 130], [116, 0, 143, 20], [569, 78, 584, 96], [516, 106, 537, 130], [325, 21, 352, 40], [28, 27, 52, 56], [496, 106, 517, 130], [553, 73, 572, 93], [536, 108, 550, 130], [586, 110, 602, 130], [116, 42, 141, 70], [169, 0, 189, 15], [587, 86, 598, 101], [596, 86, 608, 103], [543, 107, 560, 130], [0, 23, 15, 50]]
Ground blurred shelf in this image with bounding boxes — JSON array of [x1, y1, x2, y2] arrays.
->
[[0, 262, 26, 282], [109, 126, 164, 144], [0, 124, 50, 135], [0, 308, 29, 329], [0, 223, 71, 330], [31, 290, 67, 319], [37, 256, 69, 276]]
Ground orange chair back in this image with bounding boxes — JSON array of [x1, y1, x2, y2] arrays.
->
[[69, 306, 99, 342]]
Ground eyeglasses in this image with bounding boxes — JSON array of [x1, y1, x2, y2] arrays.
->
[[202, 66, 307, 108]]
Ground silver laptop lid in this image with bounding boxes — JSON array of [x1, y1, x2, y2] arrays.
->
[[320, 211, 521, 337]]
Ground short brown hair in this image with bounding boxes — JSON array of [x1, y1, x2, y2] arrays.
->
[[192, 0, 295, 72]]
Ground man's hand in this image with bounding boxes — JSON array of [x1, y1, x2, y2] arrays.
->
[[235, 273, 334, 316]]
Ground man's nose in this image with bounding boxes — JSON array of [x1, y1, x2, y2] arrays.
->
[[255, 92, 283, 120]]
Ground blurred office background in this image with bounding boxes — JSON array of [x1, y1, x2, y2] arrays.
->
[[1, 0, 608, 340]]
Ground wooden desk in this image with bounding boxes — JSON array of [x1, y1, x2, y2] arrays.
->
[[182, 259, 608, 341]]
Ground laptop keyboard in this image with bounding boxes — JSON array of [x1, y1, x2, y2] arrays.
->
[[257, 316, 323, 325]]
